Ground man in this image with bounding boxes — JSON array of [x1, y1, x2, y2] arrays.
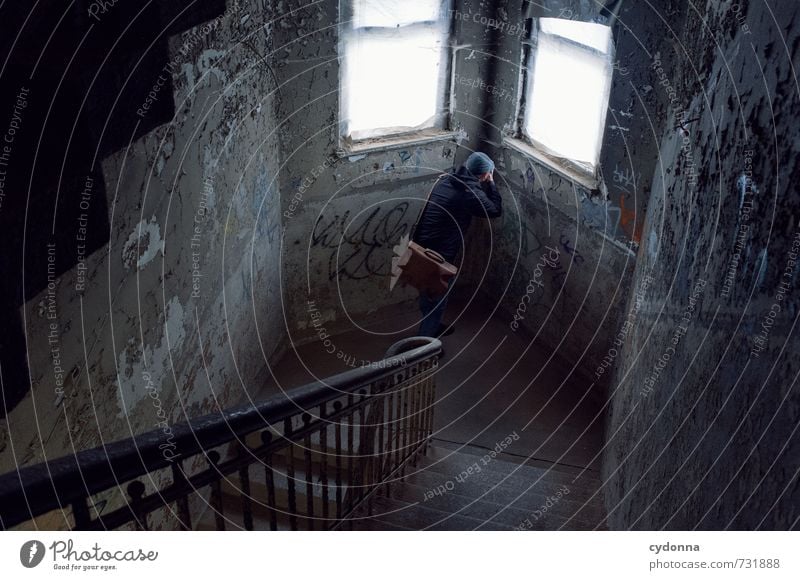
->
[[412, 151, 502, 338]]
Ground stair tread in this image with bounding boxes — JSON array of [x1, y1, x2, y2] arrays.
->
[[410, 452, 604, 504], [356, 496, 517, 531], [403, 467, 604, 523], [410, 454, 599, 503], [386, 481, 601, 530], [346, 517, 413, 531], [194, 443, 606, 531], [423, 446, 601, 492], [429, 441, 602, 482]]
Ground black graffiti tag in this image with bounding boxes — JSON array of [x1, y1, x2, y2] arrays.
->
[[312, 202, 411, 280]]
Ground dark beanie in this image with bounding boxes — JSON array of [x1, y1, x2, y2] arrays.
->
[[465, 152, 495, 176]]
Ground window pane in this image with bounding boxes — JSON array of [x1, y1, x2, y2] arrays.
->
[[525, 34, 611, 167], [343, 26, 445, 139], [351, 0, 442, 28], [539, 17, 612, 54]]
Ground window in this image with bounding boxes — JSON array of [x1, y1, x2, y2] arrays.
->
[[340, 0, 451, 142], [520, 18, 614, 174]]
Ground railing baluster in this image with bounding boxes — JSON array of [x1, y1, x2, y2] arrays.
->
[[346, 394, 355, 513], [284, 418, 298, 531], [411, 372, 421, 466], [419, 365, 430, 455], [171, 462, 192, 530], [373, 384, 386, 507], [400, 379, 410, 478], [302, 413, 315, 530], [416, 371, 425, 457], [333, 401, 343, 522], [385, 389, 395, 499], [71, 497, 91, 530], [260, 432, 278, 531], [127, 481, 148, 531], [395, 382, 404, 478], [410, 372, 418, 459], [356, 390, 368, 505], [425, 363, 436, 454], [319, 403, 329, 525], [207, 451, 225, 531], [238, 445, 254, 530]]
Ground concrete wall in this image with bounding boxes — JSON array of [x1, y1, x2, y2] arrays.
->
[[0, 1, 285, 486], [603, 0, 800, 529]]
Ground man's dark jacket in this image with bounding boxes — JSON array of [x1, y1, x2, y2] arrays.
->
[[412, 166, 502, 263]]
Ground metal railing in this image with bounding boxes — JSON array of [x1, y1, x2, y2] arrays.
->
[[0, 337, 441, 531]]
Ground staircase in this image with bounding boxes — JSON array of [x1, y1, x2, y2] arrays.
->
[[0, 335, 608, 531], [349, 445, 605, 530], [192, 441, 606, 531]]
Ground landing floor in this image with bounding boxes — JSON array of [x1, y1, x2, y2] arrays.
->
[[256, 295, 604, 472]]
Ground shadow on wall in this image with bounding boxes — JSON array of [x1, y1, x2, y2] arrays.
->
[[0, 0, 226, 417]]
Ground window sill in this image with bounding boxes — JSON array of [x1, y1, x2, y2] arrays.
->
[[340, 129, 465, 156], [502, 136, 600, 191]]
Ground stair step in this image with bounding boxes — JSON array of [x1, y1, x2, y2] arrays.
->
[[403, 466, 604, 525], [386, 481, 599, 530], [192, 442, 607, 530], [345, 517, 413, 531], [423, 446, 601, 493], [412, 452, 602, 505], [352, 496, 516, 531], [427, 443, 601, 485]]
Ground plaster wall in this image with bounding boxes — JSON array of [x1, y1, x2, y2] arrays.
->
[[0, 1, 286, 498], [602, 0, 800, 530]]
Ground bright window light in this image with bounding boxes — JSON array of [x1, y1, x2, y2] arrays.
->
[[539, 18, 612, 54], [341, 1, 450, 141], [350, 0, 441, 28], [523, 18, 613, 171]]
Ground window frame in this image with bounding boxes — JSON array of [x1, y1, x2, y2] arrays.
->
[[515, 18, 615, 180], [338, 0, 455, 150]]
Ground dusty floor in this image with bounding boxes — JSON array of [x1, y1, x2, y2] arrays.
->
[[253, 293, 605, 473]]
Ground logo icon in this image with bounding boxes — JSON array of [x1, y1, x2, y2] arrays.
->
[[20, 540, 46, 568]]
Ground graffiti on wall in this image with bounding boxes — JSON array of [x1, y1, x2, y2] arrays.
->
[[311, 202, 412, 281]]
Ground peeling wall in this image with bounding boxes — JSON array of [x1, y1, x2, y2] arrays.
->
[[485, 156, 636, 376], [0, 2, 286, 501], [602, 0, 800, 529]]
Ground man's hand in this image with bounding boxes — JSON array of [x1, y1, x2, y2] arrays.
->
[[479, 170, 494, 183]]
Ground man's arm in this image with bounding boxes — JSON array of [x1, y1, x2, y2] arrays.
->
[[467, 176, 502, 218]]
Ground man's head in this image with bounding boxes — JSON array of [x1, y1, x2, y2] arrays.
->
[[465, 152, 495, 182]]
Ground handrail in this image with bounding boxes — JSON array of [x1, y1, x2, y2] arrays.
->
[[0, 336, 441, 530]]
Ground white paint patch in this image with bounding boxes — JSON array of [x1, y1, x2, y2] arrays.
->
[[164, 296, 187, 348], [181, 63, 195, 91], [155, 154, 166, 176], [197, 49, 228, 85], [348, 154, 367, 162], [202, 144, 218, 177], [122, 217, 165, 269], [115, 297, 187, 418], [648, 229, 659, 261]]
